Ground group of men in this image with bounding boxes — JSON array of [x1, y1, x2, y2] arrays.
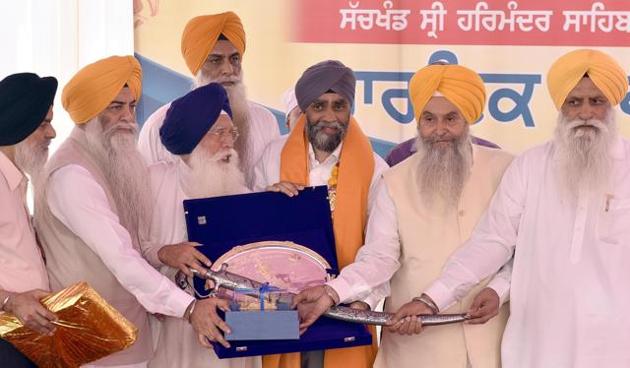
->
[[1, 8, 630, 368]]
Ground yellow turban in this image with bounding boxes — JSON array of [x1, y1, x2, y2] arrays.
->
[[62, 55, 142, 124], [181, 11, 246, 75], [408, 64, 486, 124], [547, 49, 628, 109]]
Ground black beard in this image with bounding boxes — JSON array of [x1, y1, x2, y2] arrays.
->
[[306, 120, 348, 153]]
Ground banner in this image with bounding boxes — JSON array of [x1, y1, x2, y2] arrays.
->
[[134, 0, 630, 157]]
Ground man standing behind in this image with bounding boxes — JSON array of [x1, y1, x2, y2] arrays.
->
[[35, 56, 231, 368], [399, 49, 630, 368], [294, 63, 513, 368], [0, 72, 57, 368], [144, 82, 257, 368], [138, 11, 280, 185], [254, 60, 388, 368]]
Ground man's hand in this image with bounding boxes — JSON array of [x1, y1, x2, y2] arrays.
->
[[292, 285, 337, 334], [4, 290, 57, 336], [388, 300, 434, 336], [158, 242, 211, 277], [348, 301, 370, 311], [467, 287, 500, 324], [189, 297, 232, 348], [266, 181, 304, 197]]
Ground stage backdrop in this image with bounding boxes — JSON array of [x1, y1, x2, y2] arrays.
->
[[134, 0, 630, 157]]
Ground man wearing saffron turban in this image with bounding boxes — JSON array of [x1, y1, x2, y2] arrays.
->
[[252, 60, 388, 368], [143, 83, 256, 368], [138, 11, 280, 187], [294, 62, 514, 368], [34, 56, 237, 368], [396, 49, 630, 367]]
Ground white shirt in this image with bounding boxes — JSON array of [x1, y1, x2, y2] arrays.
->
[[425, 138, 630, 368], [47, 165, 194, 318], [252, 135, 390, 308], [137, 100, 280, 187], [326, 174, 511, 306]]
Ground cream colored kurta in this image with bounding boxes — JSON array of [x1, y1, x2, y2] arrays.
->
[[328, 145, 513, 368], [144, 160, 259, 368]]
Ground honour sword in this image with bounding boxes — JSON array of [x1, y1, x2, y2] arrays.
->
[[189, 265, 469, 327]]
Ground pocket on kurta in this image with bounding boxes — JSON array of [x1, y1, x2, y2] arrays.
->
[[597, 197, 630, 245]]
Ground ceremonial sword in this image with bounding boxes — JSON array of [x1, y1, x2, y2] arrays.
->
[[185, 265, 469, 327]]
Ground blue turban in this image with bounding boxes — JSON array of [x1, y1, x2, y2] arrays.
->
[[160, 83, 232, 155], [295, 60, 356, 112]]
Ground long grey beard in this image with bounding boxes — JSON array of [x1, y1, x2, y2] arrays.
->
[[193, 72, 251, 171], [180, 146, 248, 199], [15, 139, 48, 188], [85, 120, 153, 240], [415, 130, 473, 211], [553, 111, 616, 199]]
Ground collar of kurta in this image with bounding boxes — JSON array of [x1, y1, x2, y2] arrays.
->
[[0, 150, 25, 191], [279, 114, 375, 268]]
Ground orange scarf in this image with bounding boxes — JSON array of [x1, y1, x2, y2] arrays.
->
[[263, 115, 377, 368]]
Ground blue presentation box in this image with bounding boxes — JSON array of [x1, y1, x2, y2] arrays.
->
[[183, 186, 372, 358], [225, 310, 299, 341]]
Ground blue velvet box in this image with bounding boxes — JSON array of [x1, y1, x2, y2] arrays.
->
[[183, 186, 372, 358]]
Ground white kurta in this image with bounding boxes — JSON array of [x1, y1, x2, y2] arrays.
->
[[137, 100, 280, 188], [425, 138, 630, 368], [252, 135, 390, 309], [145, 160, 259, 368]]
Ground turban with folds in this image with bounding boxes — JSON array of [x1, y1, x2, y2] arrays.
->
[[547, 49, 628, 109], [160, 83, 232, 155], [0, 73, 57, 146], [62, 56, 142, 124], [181, 11, 246, 75], [408, 64, 486, 124], [294, 60, 356, 112]]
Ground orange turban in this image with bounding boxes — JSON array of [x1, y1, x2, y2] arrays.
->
[[62, 55, 142, 124], [181, 12, 246, 75], [408, 64, 486, 124], [547, 49, 628, 109]]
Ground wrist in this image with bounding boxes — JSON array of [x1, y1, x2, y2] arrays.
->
[[323, 285, 340, 305], [1, 292, 14, 313], [184, 299, 197, 323], [412, 294, 439, 315]]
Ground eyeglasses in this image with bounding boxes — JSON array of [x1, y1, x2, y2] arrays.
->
[[208, 127, 240, 142]]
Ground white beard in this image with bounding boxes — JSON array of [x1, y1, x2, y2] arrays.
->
[[84, 118, 152, 239], [15, 138, 49, 188], [415, 128, 473, 211], [194, 71, 251, 170], [180, 145, 248, 199], [553, 110, 617, 198]]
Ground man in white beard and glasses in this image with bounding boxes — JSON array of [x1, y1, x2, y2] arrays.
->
[[35, 56, 240, 368], [293, 63, 514, 368], [385, 49, 630, 368], [138, 11, 280, 187], [142, 82, 257, 368]]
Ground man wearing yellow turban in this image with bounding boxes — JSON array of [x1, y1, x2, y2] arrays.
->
[[35, 56, 241, 368], [138, 11, 280, 188], [294, 62, 514, 368], [408, 49, 630, 367]]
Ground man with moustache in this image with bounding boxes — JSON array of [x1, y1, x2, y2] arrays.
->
[[138, 11, 280, 185], [0, 73, 57, 368], [35, 56, 235, 368], [143, 82, 256, 368], [294, 63, 514, 368], [392, 49, 630, 367], [253, 60, 388, 368]]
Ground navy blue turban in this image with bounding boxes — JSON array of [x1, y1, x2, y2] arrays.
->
[[160, 82, 232, 155], [294, 60, 356, 112], [0, 73, 57, 146]]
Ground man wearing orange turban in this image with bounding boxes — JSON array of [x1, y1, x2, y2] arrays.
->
[[138, 11, 280, 188], [253, 60, 388, 368], [294, 62, 514, 368], [35, 56, 242, 368], [404, 49, 630, 367]]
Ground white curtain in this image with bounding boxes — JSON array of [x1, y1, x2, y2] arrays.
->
[[0, 0, 134, 153]]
